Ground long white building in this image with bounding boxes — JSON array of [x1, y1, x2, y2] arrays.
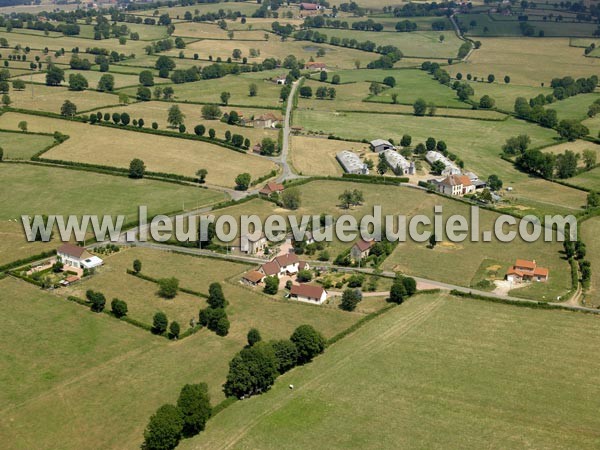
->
[[382, 149, 415, 175], [336, 151, 369, 175], [425, 151, 461, 176]]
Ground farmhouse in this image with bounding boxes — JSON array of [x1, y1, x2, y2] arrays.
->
[[305, 62, 327, 71], [57, 243, 103, 270], [506, 259, 549, 283], [242, 270, 266, 286], [251, 113, 283, 129], [259, 181, 284, 196], [240, 233, 268, 255], [289, 284, 328, 304], [260, 253, 301, 277], [382, 149, 415, 175], [435, 175, 475, 196], [370, 139, 396, 153], [425, 151, 461, 176], [351, 239, 375, 261], [336, 150, 369, 175], [300, 2, 322, 10], [274, 75, 287, 85]]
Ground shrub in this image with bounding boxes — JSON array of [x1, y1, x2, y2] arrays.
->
[[111, 298, 128, 318], [152, 312, 168, 335]]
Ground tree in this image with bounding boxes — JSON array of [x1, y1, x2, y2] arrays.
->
[[97, 74, 114, 92], [401, 134, 412, 147], [152, 312, 168, 334], [290, 325, 325, 364], [425, 137, 436, 151], [58, 99, 76, 118], [209, 128, 216, 139], [158, 277, 179, 299], [249, 83, 258, 97], [18, 121, 27, 132], [137, 86, 151, 101], [479, 95, 495, 109], [558, 120, 589, 141], [504, 75, 511, 84], [270, 339, 298, 374], [369, 81, 383, 95], [389, 279, 406, 304], [502, 134, 530, 155], [299, 86, 313, 98], [223, 342, 278, 398], [201, 104, 222, 120], [68, 73, 88, 91], [45, 64, 64, 86], [121, 113, 130, 126], [89, 291, 106, 312], [247, 328, 262, 347], [587, 191, 600, 208], [429, 233, 437, 248], [169, 321, 180, 339], [487, 74, 495, 83], [297, 269, 313, 282], [155, 55, 176, 72], [129, 158, 146, 179], [402, 276, 417, 296], [139, 70, 154, 86], [235, 173, 251, 191], [167, 104, 185, 128], [143, 404, 184, 450], [340, 288, 362, 311], [1, 94, 10, 107], [582, 149, 597, 169], [220, 91, 231, 105], [332, 74, 341, 84], [487, 174, 503, 191], [281, 188, 301, 210], [263, 276, 279, 295], [208, 282, 227, 309], [555, 150, 579, 179], [177, 383, 212, 438], [111, 298, 128, 318], [133, 259, 142, 273], [12, 79, 25, 90], [0, 147, 3, 162], [196, 168, 207, 184], [377, 154, 388, 175], [260, 137, 276, 156], [413, 98, 427, 116], [194, 124, 206, 137], [383, 76, 396, 87]]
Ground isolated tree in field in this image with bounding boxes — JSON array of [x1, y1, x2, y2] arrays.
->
[[0, 81, 8, 94], [220, 91, 231, 105], [248, 83, 258, 97], [281, 188, 301, 210], [201, 104, 222, 120], [332, 74, 340, 84], [177, 383, 212, 438], [45, 64, 64, 86], [133, 259, 142, 273], [152, 311, 168, 334], [479, 95, 495, 109], [207, 282, 227, 309], [196, 168, 207, 184], [158, 277, 179, 299], [583, 149, 597, 169], [139, 69, 154, 86], [169, 321, 180, 339], [143, 404, 183, 450], [340, 288, 362, 311], [439, 34, 445, 43], [504, 75, 511, 84], [68, 73, 88, 91], [167, 104, 185, 128], [97, 74, 114, 92], [235, 172, 251, 190], [1, 94, 11, 107], [12, 79, 25, 90], [90, 291, 106, 312], [263, 275, 279, 295], [401, 134, 412, 147], [383, 76, 396, 87], [137, 86, 151, 101], [129, 158, 146, 179], [290, 324, 325, 364], [413, 98, 427, 116], [111, 298, 128, 318], [18, 120, 27, 132], [487, 74, 495, 83], [247, 328, 262, 347]]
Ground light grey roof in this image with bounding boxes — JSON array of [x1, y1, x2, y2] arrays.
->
[[370, 139, 393, 147], [336, 150, 368, 174]]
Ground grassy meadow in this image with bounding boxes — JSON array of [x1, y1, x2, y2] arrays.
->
[[0, 131, 54, 159]]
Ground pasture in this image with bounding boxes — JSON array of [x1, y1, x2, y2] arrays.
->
[[0, 131, 54, 160], [468, 81, 551, 111], [290, 136, 370, 176], [181, 292, 600, 449], [461, 13, 599, 37], [0, 113, 278, 188], [580, 216, 600, 307], [14, 70, 142, 90], [545, 93, 600, 123], [173, 22, 266, 40]]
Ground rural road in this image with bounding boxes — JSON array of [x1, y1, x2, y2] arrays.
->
[[277, 78, 305, 183]]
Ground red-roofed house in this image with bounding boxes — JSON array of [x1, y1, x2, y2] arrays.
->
[[259, 253, 301, 277], [351, 239, 375, 261], [259, 181, 284, 197], [437, 175, 475, 196], [305, 61, 327, 71], [300, 2, 322, 10], [242, 270, 266, 286], [289, 283, 327, 304], [506, 259, 549, 283]]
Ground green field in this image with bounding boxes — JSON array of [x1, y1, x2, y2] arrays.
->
[[468, 81, 551, 111], [545, 93, 600, 123], [0, 131, 54, 160], [181, 292, 600, 449], [580, 216, 600, 307]]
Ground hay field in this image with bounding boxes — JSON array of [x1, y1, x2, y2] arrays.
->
[[14, 70, 141, 90], [0, 131, 54, 160], [290, 136, 370, 176], [0, 113, 278, 188], [580, 216, 600, 307], [173, 22, 266, 40], [5, 84, 119, 113]]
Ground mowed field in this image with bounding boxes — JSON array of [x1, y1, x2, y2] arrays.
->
[[581, 216, 600, 307], [181, 292, 600, 449], [290, 136, 370, 176], [15, 70, 142, 90], [0, 131, 54, 159], [0, 113, 278, 188], [448, 37, 600, 87]]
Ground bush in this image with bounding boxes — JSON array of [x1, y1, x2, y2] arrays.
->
[[143, 404, 184, 450], [263, 275, 279, 295], [158, 277, 179, 299], [296, 269, 312, 282], [177, 383, 212, 438], [152, 312, 168, 335], [247, 328, 262, 347], [169, 321, 181, 339], [290, 324, 325, 364], [111, 298, 128, 318], [339, 288, 362, 311]]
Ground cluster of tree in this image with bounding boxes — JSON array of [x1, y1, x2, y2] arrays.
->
[[89, 110, 145, 129], [389, 274, 417, 304], [86, 289, 106, 313], [199, 282, 230, 336], [338, 189, 364, 209], [396, 20, 418, 32], [302, 16, 350, 29], [457, 41, 473, 59], [391, 1, 455, 17], [152, 311, 181, 338], [143, 383, 212, 450], [564, 239, 591, 288], [45, 65, 65, 86], [0, 16, 80, 36], [587, 98, 600, 118], [550, 75, 598, 100], [513, 96, 558, 129], [60, 99, 77, 117], [351, 19, 385, 31], [515, 146, 586, 179], [223, 324, 326, 399]]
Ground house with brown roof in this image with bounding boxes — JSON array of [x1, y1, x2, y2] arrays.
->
[[259, 253, 301, 277], [305, 61, 327, 71], [506, 259, 549, 283], [300, 2, 321, 10], [241, 270, 266, 286], [436, 175, 475, 196], [289, 283, 327, 304], [240, 233, 268, 255], [259, 181, 284, 197], [351, 239, 375, 261], [251, 113, 283, 129], [57, 243, 103, 270]]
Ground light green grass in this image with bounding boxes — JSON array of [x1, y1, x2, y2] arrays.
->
[[468, 81, 551, 111], [0, 131, 54, 159], [545, 93, 600, 122], [580, 215, 600, 307], [182, 292, 600, 449]]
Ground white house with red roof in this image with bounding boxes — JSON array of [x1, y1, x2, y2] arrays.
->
[[57, 243, 103, 270], [351, 239, 375, 261], [437, 175, 475, 196], [259, 253, 301, 278], [506, 259, 549, 283], [289, 283, 327, 304]]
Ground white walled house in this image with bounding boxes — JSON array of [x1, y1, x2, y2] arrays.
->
[[57, 243, 103, 270], [289, 284, 327, 305]]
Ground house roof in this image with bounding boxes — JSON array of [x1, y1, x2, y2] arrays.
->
[[533, 267, 549, 277], [255, 112, 282, 122], [515, 259, 536, 270], [57, 243, 88, 259], [243, 270, 265, 283], [65, 275, 80, 283], [353, 239, 374, 252], [275, 253, 299, 267], [300, 2, 319, 9], [440, 175, 472, 187], [305, 61, 326, 68], [261, 261, 280, 276], [290, 283, 324, 298], [259, 181, 284, 195], [370, 139, 393, 148], [299, 261, 308, 270]]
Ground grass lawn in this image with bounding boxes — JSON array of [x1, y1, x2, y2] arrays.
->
[[95, 101, 280, 145], [447, 37, 600, 87], [542, 139, 600, 164], [0, 112, 278, 188], [5, 84, 120, 114], [580, 216, 600, 307], [0, 221, 56, 267], [545, 92, 600, 123], [0, 163, 225, 221], [582, 114, 600, 138], [181, 292, 600, 449], [134, 2, 260, 18], [0, 131, 54, 159], [569, 167, 600, 191], [468, 81, 551, 111]]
